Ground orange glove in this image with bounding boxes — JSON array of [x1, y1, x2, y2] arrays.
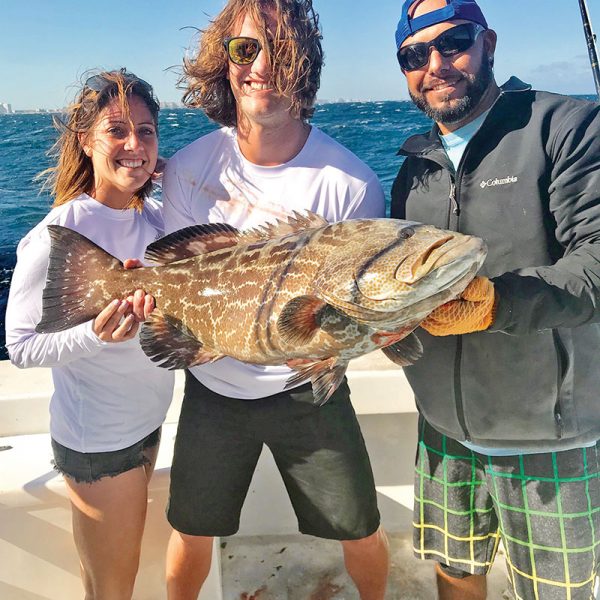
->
[[421, 276, 497, 336]]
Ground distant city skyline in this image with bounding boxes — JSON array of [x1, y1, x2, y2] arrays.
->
[[1, 0, 599, 111], [0, 100, 184, 114]]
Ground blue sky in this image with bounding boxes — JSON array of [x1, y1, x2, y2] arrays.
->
[[1, 0, 599, 110]]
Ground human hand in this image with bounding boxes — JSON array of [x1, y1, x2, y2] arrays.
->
[[420, 276, 496, 336], [93, 299, 139, 343], [123, 259, 155, 321]]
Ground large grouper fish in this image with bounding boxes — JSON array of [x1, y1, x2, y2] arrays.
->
[[36, 212, 487, 404]]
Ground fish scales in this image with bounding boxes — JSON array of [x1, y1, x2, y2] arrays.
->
[[35, 214, 487, 404], [195, 232, 318, 360]]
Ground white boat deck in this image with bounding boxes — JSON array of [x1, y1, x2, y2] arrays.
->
[[0, 354, 512, 599]]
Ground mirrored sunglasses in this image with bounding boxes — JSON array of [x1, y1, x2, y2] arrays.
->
[[397, 23, 485, 72], [223, 36, 263, 65]]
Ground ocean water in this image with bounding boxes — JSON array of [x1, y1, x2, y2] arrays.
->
[[0, 101, 431, 359]]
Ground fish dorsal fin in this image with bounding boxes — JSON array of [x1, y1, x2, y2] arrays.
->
[[238, 210, 329, 244], [145, 223, 241, 264]]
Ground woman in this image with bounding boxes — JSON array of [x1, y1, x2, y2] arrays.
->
[[5, 69, 174, 599]]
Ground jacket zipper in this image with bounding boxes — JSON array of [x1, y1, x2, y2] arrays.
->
[[552, 330, 566, 439], [449, 174, 469, 441], [449, 181, 459, 215]]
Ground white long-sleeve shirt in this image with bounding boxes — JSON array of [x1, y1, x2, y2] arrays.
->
[[162, 126, 386, 399], [5, 194, 174, 452]]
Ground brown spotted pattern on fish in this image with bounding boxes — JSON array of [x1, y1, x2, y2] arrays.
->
[[36, 212, 487, 404]]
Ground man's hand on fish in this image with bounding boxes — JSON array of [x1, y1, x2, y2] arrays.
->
[[420, 276, 496, 336]]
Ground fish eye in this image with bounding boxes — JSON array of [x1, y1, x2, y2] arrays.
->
[[400, 227, 415, 239]]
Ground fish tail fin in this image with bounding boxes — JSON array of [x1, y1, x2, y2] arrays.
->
[[35, 225, 125, 333]]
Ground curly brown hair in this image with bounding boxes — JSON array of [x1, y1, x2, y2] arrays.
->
[[182, 0, 323, 127], [42, 69, 160, 212]]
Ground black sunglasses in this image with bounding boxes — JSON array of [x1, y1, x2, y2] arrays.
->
[[84, 69, 153, 94], [223, 36, 263, 65], [397, 23, 485, 72]]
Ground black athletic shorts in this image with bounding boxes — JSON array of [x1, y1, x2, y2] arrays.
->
[[167, 372, 381, 540]]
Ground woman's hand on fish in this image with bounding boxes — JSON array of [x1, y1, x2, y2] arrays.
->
[[123, 259, 156, 321], [93, 299, 139, 343], [125, 289, 155, 322]]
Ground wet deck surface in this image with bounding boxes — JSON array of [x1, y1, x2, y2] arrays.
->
[[221, 532, 512, 600]]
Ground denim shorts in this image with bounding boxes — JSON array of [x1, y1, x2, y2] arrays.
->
[[51, 428, 161, 483], [167, 372, 381, 540]]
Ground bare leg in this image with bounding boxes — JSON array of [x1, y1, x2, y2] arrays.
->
[[65, 465, 152, 600], [341, 526, 389, 600], [166, 531, 214, 600], [436, 562, 487, 600]]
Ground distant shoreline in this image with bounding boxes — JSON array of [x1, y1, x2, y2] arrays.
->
[[0, 99, 417, 115], [0, 110, 62, 115], [2, 94, 596, 115]]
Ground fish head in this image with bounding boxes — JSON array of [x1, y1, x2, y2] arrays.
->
[[316, 219, 487, 327]]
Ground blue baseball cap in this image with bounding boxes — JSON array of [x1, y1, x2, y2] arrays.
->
[[395, 0, 488, 49]]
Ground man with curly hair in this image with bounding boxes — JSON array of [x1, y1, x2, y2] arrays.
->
[[161, 1, 389, 598]]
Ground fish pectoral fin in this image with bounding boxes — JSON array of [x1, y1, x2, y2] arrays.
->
[[277, 296, 327, 345], [284, 357, 348, 406], [380, 331, 423, 367], [144, 223, 240, 264], [140, 311, 221, 369]]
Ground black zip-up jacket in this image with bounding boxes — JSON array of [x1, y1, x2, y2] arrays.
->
[[391, 77, 600, 451]]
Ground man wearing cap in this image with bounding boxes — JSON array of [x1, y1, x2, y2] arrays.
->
[[391, 0, 600, 598]]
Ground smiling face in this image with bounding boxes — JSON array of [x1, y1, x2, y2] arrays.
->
[[81, 95, 158, 208], [227, 10, 294, 130], [400, 2, 497, 132]]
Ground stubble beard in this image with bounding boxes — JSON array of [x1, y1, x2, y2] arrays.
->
[[410, 57, 493, 125]]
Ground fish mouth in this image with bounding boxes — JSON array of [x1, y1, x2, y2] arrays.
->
[[395, 235, 486, 285], [394, 235, 453, 283], [325, 256, 482, 329], [387, 236, 487, 318], [377, 266, 479, 329], [429, 235, 486, 270]]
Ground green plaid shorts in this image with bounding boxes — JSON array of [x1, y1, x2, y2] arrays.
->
[[414, 418, 600, 600]]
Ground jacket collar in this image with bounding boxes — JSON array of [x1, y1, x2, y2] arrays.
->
[[397, 77, 532, 157]]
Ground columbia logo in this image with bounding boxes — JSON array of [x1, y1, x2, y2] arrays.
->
[[480, 176, 518, 189]]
